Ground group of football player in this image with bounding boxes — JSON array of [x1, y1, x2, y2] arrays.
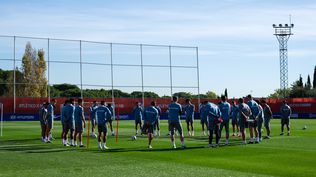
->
[[132, 94, 292, 148], [39, 94, 292, 149]]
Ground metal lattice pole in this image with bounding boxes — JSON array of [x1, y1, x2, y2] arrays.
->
[[273, 23, 294, 98]]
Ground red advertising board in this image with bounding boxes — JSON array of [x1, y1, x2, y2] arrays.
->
[[0, 97, 316, 115]]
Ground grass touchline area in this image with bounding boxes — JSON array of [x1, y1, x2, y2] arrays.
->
[[0, 119, 316, 177]]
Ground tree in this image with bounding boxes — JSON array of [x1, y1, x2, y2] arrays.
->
[[224, 88, 228, 98], [49, 86, 61, 97], [111, 89, 130, 98], [290, 77, 307, 98], [305, 75, 312, 90], [20, 42, 47, 97], [0, 69, 11, 96], [52, 84, 81, 97], [313, 66, 316, 89], [205, 91, 218, 99], [298, 74, 303, 87], [268, 88, 290, 98], [36, 49, 47, 97], [173, 92, 194, 99], [198, 94, 208, 99], [21, 42, 36, 96], [144, 91, 159, 98], [130, 91, 143, 98], [6, 68, 24, 97]]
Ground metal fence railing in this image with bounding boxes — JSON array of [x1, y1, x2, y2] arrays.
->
[[0, 35, 200, 113]]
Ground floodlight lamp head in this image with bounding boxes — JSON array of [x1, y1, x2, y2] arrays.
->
[[285, 24, 288, 27], [273, 24, 276, 27], [291, 24, 294, 27], [279, 24, 282, 27]]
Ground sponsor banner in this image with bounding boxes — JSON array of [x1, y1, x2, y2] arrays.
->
[[3, 112, 316, 121], [4, 114, 39, 121]]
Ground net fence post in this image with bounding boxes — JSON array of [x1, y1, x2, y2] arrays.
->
[[13, 36, 16, 114], [110, 43, 115, 115], [47, 38, 51, 102], [196, 47, 200, 105], [0, 103, 3, 137], [140, 44, 145, 106], [169, 45, 173, 98], [80, 40, 83, 98]]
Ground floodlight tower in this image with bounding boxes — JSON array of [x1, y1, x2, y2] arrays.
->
[[272, 23, 294, 98]]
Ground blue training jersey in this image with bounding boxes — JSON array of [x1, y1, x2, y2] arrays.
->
[[204, 102, 221, 122], [155, 106, 161, 117], [168, 102, 182, 122], [238, 103, 251, 120], [184, 103, 195, 119], [263, 104, 272, 119], [219, 101, 231, 121], [64, 104, 75, 122], [96, 105, 112, 124], [89, 104, 98, 119], [39, 107, 47, 122], [258, 104, 264, 119], [280, 104, 291, 119], [107, 105, 114, 118], [47, 104, 54, 120], [144, 106, 158, 125], [133, 106, 143, 120], [231, 105, 239, 119], [247, 100, 260, 119], [199, 104, 207, 121], [61, 105, 67, 123], [74, 105, 84, 123]]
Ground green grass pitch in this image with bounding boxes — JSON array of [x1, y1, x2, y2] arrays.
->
[[0, 119, 316, 177]]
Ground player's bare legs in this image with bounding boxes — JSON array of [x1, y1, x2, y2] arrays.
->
[[249, 126, 254, 143], [148, 132, 153, 148], [74, 131, 78, 146], [69, 129, 74, 146]]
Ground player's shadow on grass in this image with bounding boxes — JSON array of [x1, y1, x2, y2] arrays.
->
[[89, 145, 210, 154], [0, 138, 46, 144], [0, 140, 74, 153]]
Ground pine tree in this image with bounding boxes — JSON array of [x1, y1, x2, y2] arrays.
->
[[306, 75, 311, 90], [313, 66, 316, 89], [224, 88, 228, 98], [298, 74, 303, 87]]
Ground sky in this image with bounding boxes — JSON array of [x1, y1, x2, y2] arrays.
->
[[0, 0, 316, 98]]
